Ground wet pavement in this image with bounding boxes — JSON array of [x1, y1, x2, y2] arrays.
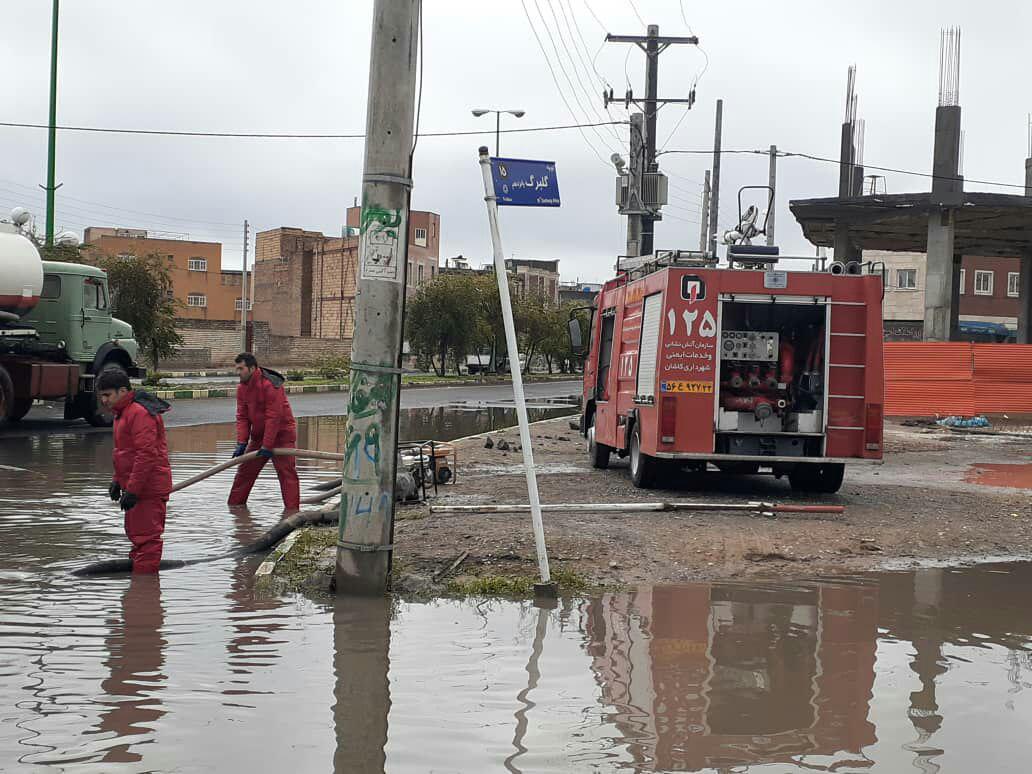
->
[[3, 409, 1032, 771], [11, 379, 582, 435]]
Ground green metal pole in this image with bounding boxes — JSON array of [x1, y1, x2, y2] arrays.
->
[[45, 0, 59, 248]]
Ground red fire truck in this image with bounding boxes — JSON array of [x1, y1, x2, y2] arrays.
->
[[575, 247, 884, 493]]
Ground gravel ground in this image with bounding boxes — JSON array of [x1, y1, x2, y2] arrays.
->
[[285, 417, 1032, 592]]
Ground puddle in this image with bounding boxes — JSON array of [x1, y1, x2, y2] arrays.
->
[[965, 462, 1032, 489], [3, 406, 1032, 770]]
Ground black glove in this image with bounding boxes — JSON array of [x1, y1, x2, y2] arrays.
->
[[233, 442, 248, 458], [108, 481, 122, 501], [119, 491, 139, 511], [258, 448, 274, 459]]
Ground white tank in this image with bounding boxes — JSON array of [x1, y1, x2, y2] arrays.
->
[[0, 230, 44, 317]]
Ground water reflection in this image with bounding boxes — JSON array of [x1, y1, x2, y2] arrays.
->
[[91, 574, 167, 764], [333, 596, 392, 773]]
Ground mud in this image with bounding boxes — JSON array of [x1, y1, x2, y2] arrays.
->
[[379, 417, 1032, 588]]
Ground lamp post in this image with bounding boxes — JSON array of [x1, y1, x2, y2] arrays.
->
[[471, 109, 525, 156]]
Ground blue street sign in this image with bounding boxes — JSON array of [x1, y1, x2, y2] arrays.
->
[[490, 157, 561, 207]]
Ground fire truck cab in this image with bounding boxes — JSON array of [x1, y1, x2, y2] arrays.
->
[[578, 248, 884, 493]]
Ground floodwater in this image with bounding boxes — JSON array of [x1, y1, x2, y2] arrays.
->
[[965, 462, 1032, 489], [3, 411, 1032, 771]]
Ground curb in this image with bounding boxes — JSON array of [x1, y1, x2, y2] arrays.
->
[[152, 377, 581, 401], [254, 528, 303, 588], [154, 383, 349, 401]]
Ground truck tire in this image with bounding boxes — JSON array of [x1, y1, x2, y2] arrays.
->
[[789, 463, 845, 494], [587, 413, 611, 469], [0, 366, 14, 428], [629, 424, 659, 489], [83, 363, 126, 428]]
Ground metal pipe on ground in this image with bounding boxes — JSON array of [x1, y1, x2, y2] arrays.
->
[[429, 502, 845, 515]]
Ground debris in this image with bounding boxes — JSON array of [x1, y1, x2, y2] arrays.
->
[[432, 550, 469, 582], [496, 439, 510, 451], [860, 542, 883, 552], [609, 561, 620, 569], [484, 437, 494, 449]]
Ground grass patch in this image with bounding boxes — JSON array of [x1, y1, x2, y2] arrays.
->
[[272, 527, 337, 587], [444, 565, 596, 598]]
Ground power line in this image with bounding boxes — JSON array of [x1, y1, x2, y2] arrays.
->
[[529, 0, 622, 158], [658, 146, 1029, 191], [518, 0, 614, 167], [0, 118, 624, 142], [625, 0, 645, 27]]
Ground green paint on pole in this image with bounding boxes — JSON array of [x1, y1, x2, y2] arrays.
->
[[45, 0, 59, 248]]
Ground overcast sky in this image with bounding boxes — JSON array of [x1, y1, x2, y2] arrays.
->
[[3, 1, 1030, 282]]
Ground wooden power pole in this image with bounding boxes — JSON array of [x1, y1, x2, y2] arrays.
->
[[336, 0, 419, 595]]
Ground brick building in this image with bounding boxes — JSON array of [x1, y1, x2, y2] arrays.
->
[[83, 227, 250, 322], [253, 207, 440, 341], [873, 250, 1022, 340], [504, 258, 560, 303]]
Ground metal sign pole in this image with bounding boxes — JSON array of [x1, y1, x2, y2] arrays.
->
[[477, 146, 553, 592]]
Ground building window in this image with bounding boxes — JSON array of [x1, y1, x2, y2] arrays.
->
[[407, 261, 413, 286], [959, 268, 965, 294], [974, 270, 994, 296], [117, 253, 135, 262], [414, 227, 428, 247], [431, 265, 436, 278], [187, 293, 207, 307], [234, 299, 254, 311], [896, 268, 917, 289], [417, 264, 424, 284], [188, 258, 208, 272], [1008, 271, 1020, 297]]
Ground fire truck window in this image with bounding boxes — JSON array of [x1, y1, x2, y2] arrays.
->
[[41, 275, 61, 299], [596, 312, 616, 400]]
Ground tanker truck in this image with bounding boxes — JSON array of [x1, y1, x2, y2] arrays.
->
[[0, 224, 146, 428]]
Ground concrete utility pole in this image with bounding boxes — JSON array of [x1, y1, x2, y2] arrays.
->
[[605, 26, 698, 256], [625, 113, 644, 257], [699, 170, 710, 252], [336, 0, 419, 595], [240, 219, 249, 351], [766, 145, 777, 246], [44, 0, 60, 248], [708, 99, 723, 259]]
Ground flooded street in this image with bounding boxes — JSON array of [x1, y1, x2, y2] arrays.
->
[[2, 410, 1032, 771]]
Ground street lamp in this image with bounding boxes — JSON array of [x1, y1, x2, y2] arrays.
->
[[471, 109, 526, 157]]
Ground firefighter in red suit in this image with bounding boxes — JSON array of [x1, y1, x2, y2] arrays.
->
[[97, 369, 173, 574], [227, 352, 300, 512]]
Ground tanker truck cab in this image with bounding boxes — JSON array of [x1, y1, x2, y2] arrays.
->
[[10, 260, 144, 427], [580, 248, 884, 494]]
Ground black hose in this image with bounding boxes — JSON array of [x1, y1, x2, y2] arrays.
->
[[70, 507, 339, 577], [311, 477, 344, 492]]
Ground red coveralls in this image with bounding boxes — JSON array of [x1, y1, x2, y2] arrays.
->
[[227, 368, 300, 511], [111, 391, 173, 574]]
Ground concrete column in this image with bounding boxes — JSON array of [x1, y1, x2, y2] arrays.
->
[[1018, 158, 1032, 344], [949, 252, 962, 340], [924, 106, 963, 341], [834, 122, 859, 262], [924, 210, 956, 341]]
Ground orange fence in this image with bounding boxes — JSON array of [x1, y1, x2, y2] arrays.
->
[[883, 343, 1032, 416]]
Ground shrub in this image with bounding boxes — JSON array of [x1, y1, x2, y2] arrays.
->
[[313, 355, 351, 381], [286, 370, 306, 381], [142, 371, 168, 387]]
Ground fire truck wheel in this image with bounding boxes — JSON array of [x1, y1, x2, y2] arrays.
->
[[83, 363, 125, 428], [629, 424, 658, 489], [788, 463, 845, 494], [587, 414, 611, 469]]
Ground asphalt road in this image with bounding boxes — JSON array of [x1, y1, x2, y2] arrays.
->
[[7, 380, 582, 437]]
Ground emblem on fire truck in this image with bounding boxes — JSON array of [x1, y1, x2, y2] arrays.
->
[[680, 275, 706, 303]]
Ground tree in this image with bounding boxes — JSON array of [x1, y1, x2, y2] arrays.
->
[[514, 293, 555, 374], [98, 253, 182, 369], [405, 273, 481, 375]]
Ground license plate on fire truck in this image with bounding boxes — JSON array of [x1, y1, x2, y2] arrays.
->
[[660, 380, 714, 394]]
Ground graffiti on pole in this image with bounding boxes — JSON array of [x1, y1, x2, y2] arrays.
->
[[359, 204, 405, 283], [340, 368, 397, 527]]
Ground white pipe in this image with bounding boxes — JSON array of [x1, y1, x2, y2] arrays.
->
[[430, 501, 845, 515], [478, 148, 551, 585]]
